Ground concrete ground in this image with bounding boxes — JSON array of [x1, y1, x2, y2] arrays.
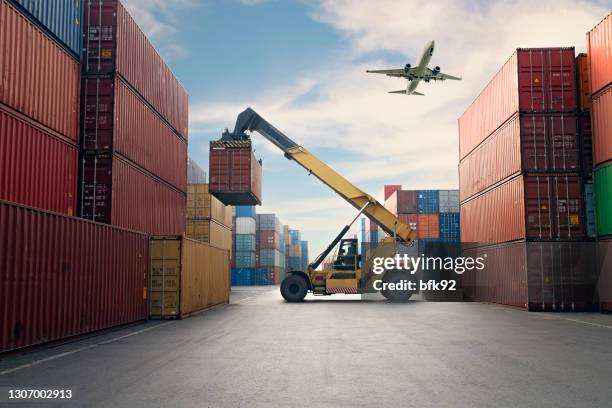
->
[[1, 286, 612, 407]]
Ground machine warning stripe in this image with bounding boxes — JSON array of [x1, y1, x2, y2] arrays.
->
[[325, 288, 359, 294]]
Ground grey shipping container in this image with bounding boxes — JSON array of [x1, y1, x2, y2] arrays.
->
[[438, 190, 460, 213], [258, 249, 280, 266], [187, 157, 207, 184], [257, 214, 281, 233]]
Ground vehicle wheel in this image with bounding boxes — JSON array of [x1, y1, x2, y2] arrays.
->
[[380, 270, 413, 301], [281, 274, 308, 302]]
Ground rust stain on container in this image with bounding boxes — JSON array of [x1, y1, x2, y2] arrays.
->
[[0, 200, 149, 353], [0, 0, 80, 140], [0, 106, 77, 215]]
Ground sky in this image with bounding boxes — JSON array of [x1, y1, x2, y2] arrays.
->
[[122, 0, 610, 258]]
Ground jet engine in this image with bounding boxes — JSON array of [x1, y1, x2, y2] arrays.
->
[[432, 66, 440, 76], [404, 63, 411, 73]]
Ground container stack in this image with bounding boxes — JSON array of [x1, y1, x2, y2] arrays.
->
[[300, 240, 310, 269], [256, 214, 282, 284], [79, 0, 188, 235], [0, 0, 81, 215], [185, 183, 232, 251], [587, 13, 612, 311], [458, 47, 598, 311], [188, 157, 207, 184], [288, 229, 303, 270], [232, 206, 257, 270]]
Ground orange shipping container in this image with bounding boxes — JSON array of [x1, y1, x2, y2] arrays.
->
[[0, 0, 80, 140], [417, 214, 439, 239], [591, 85, 612, 168], [587, 12, 612, 96], [576, 54, 590, 111]]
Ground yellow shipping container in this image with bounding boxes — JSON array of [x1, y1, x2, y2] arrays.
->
[[185, 219, 232, 251], [289, 244, 302, 257], [187, 184, 232, 227], [283, 225, 291, 245], [150, 236, 230, 319]]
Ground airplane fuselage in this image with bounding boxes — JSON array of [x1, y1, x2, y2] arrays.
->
[[407, 40, 435, 94]]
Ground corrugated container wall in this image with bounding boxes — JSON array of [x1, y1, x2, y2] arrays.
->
[[576, 54, 590, 111], [0, 108, 77, 215], [418, 190, 439, 213], [11, 0, 82, 57], [385, 190, 417, 215], [591, 86, 612, 167], [187, 157, 206, 184], [235, 234, 256, 252], [0, 200, 149, 353], [0, 0, 80, 140], [459, 48, 576, 159], [594, 164, 612, 238], [257, 214, 281, 233], [83, 0, 188, 137], [235, 217, 256, 235], [185, 220, 232, 251], [209, 141, 262, 205], [80, 155, 186, 235], [186, 184, 232, 227], [235, 205, 256, 218], [82, 77, 187, 190], [438, 190, 459, 213], [587, 12, 612, 95]]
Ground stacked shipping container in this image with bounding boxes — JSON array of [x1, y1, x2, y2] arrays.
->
[[80, 0, 188, 235], [459, 47, 597, 311], [256, 214, 282, 284], [185, 184, 232, 251], [233, 206, 257, 270], [587, 13, 612, 311]]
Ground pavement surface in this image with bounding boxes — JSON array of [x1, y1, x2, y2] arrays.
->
[[1, 286, 612, 407]]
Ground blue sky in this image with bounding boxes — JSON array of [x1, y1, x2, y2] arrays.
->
[[123, 0, 610, 257]]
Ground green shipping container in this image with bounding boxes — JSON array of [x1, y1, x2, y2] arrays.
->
[[594, 164, 612, 238]]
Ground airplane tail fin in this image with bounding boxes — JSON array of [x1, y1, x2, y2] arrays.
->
[[388, 90, 407, 94]]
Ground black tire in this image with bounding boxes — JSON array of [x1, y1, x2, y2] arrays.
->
[[280, 274, 308, 302], [380, 270, 413, 301]]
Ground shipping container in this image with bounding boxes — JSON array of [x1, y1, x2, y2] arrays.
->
[[82, 77, 187, 190], [185, 219, 232, 251], [258, 249, 280, 267], [11, 0, 82, 58], [187, 157, 207, 184], [462, 241, 598, 311], [235, 205, 256, 218], [150, 236, 230, 319], [439, 213, 460, 242], [578, 113, 593, 177], [384, 185, 402, 201], [79, 154, 186, 235], [232, 268, 254, 286], [459, 113, 581, 201], [235, 216, 256, 235], [186, 184, 232, 227], [288, 256, 302, 270], [288, 244, 302, 258], [438, 190, 459, 213], [459, 48, 576, 160], [418, 190, 439, 214], [235, 234, 256, 252], [587, 12, 612, 96], [594, 163, 612, 238], [576, 54, 591, 111], [254, 267, 274, 285], [1, 0, 80, 140], [234, 251, 256, 268], [385, 190, 417, 215], [83, 0, 188, 138], [257, 231, 280, 250], [209, 140, 262, 205], [300, 240, 309, 268], [417, 214, 440, 239], [256, 213, 281, 233], [0, 200, 149, 353], [398, 214, 418, 232], [599, 240, 612, 312], [583, 182, 597, 239], [461, 174, 584, 243], [0, 107, 77, 215], [591, 85, 612, 167], [289, 229, 301, 243]]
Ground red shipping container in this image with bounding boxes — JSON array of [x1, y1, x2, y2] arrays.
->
[[459, 48, 576, 160], [385, 190, 418, 215], [83, 0, 188, 138], [459, 113, 580, 202], [462, 241, 598, 311], [257, 231, 280, 250], [591, 85, 612, 167], [209, 141, 262, 205], [460, 174, 584, 243], [0, 107, 77, 215], [587, 12, 612, 96], [82, 77, 187, 191], [384, 185, 401, 201], [0, 0, 80, 140], [0, 200, 149, 352], [80, 154, 186, 235], [417, 214, 439, 239], [398, 214, 418, 233]]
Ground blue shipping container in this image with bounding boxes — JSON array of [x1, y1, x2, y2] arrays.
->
[[234, 251, 256, 268], [300, 241, 309, 268], [235, 234, 256, 252], [231, 268, 254, 286], [253, 268, 273, 285], [12, 0, 82, 58], [289, 230, 301, 243], [259, 249, 280, 266], [418, 190, 439, 213], [288, 256, 301, 270], [235, 206, 256, 218], [439, 213, 460, 242]]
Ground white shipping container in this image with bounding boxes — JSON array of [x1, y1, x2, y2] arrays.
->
[[235, 217, 256, 235], [439, 190, 460, 213]]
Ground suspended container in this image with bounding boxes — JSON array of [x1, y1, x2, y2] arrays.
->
[[209, 140, 262, 205]]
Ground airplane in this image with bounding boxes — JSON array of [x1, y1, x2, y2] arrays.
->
[[366, 40, 461, 95]]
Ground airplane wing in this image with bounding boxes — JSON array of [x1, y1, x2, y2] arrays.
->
[[434, 72, 462, 81], [366, 69, 407, 78]]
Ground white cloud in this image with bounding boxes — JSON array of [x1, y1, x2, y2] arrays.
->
[[121, 0, 195, 59], [189, 0, 608, 255]]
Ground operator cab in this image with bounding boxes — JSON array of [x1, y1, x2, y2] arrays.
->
[[333, 238, 360, 271]]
